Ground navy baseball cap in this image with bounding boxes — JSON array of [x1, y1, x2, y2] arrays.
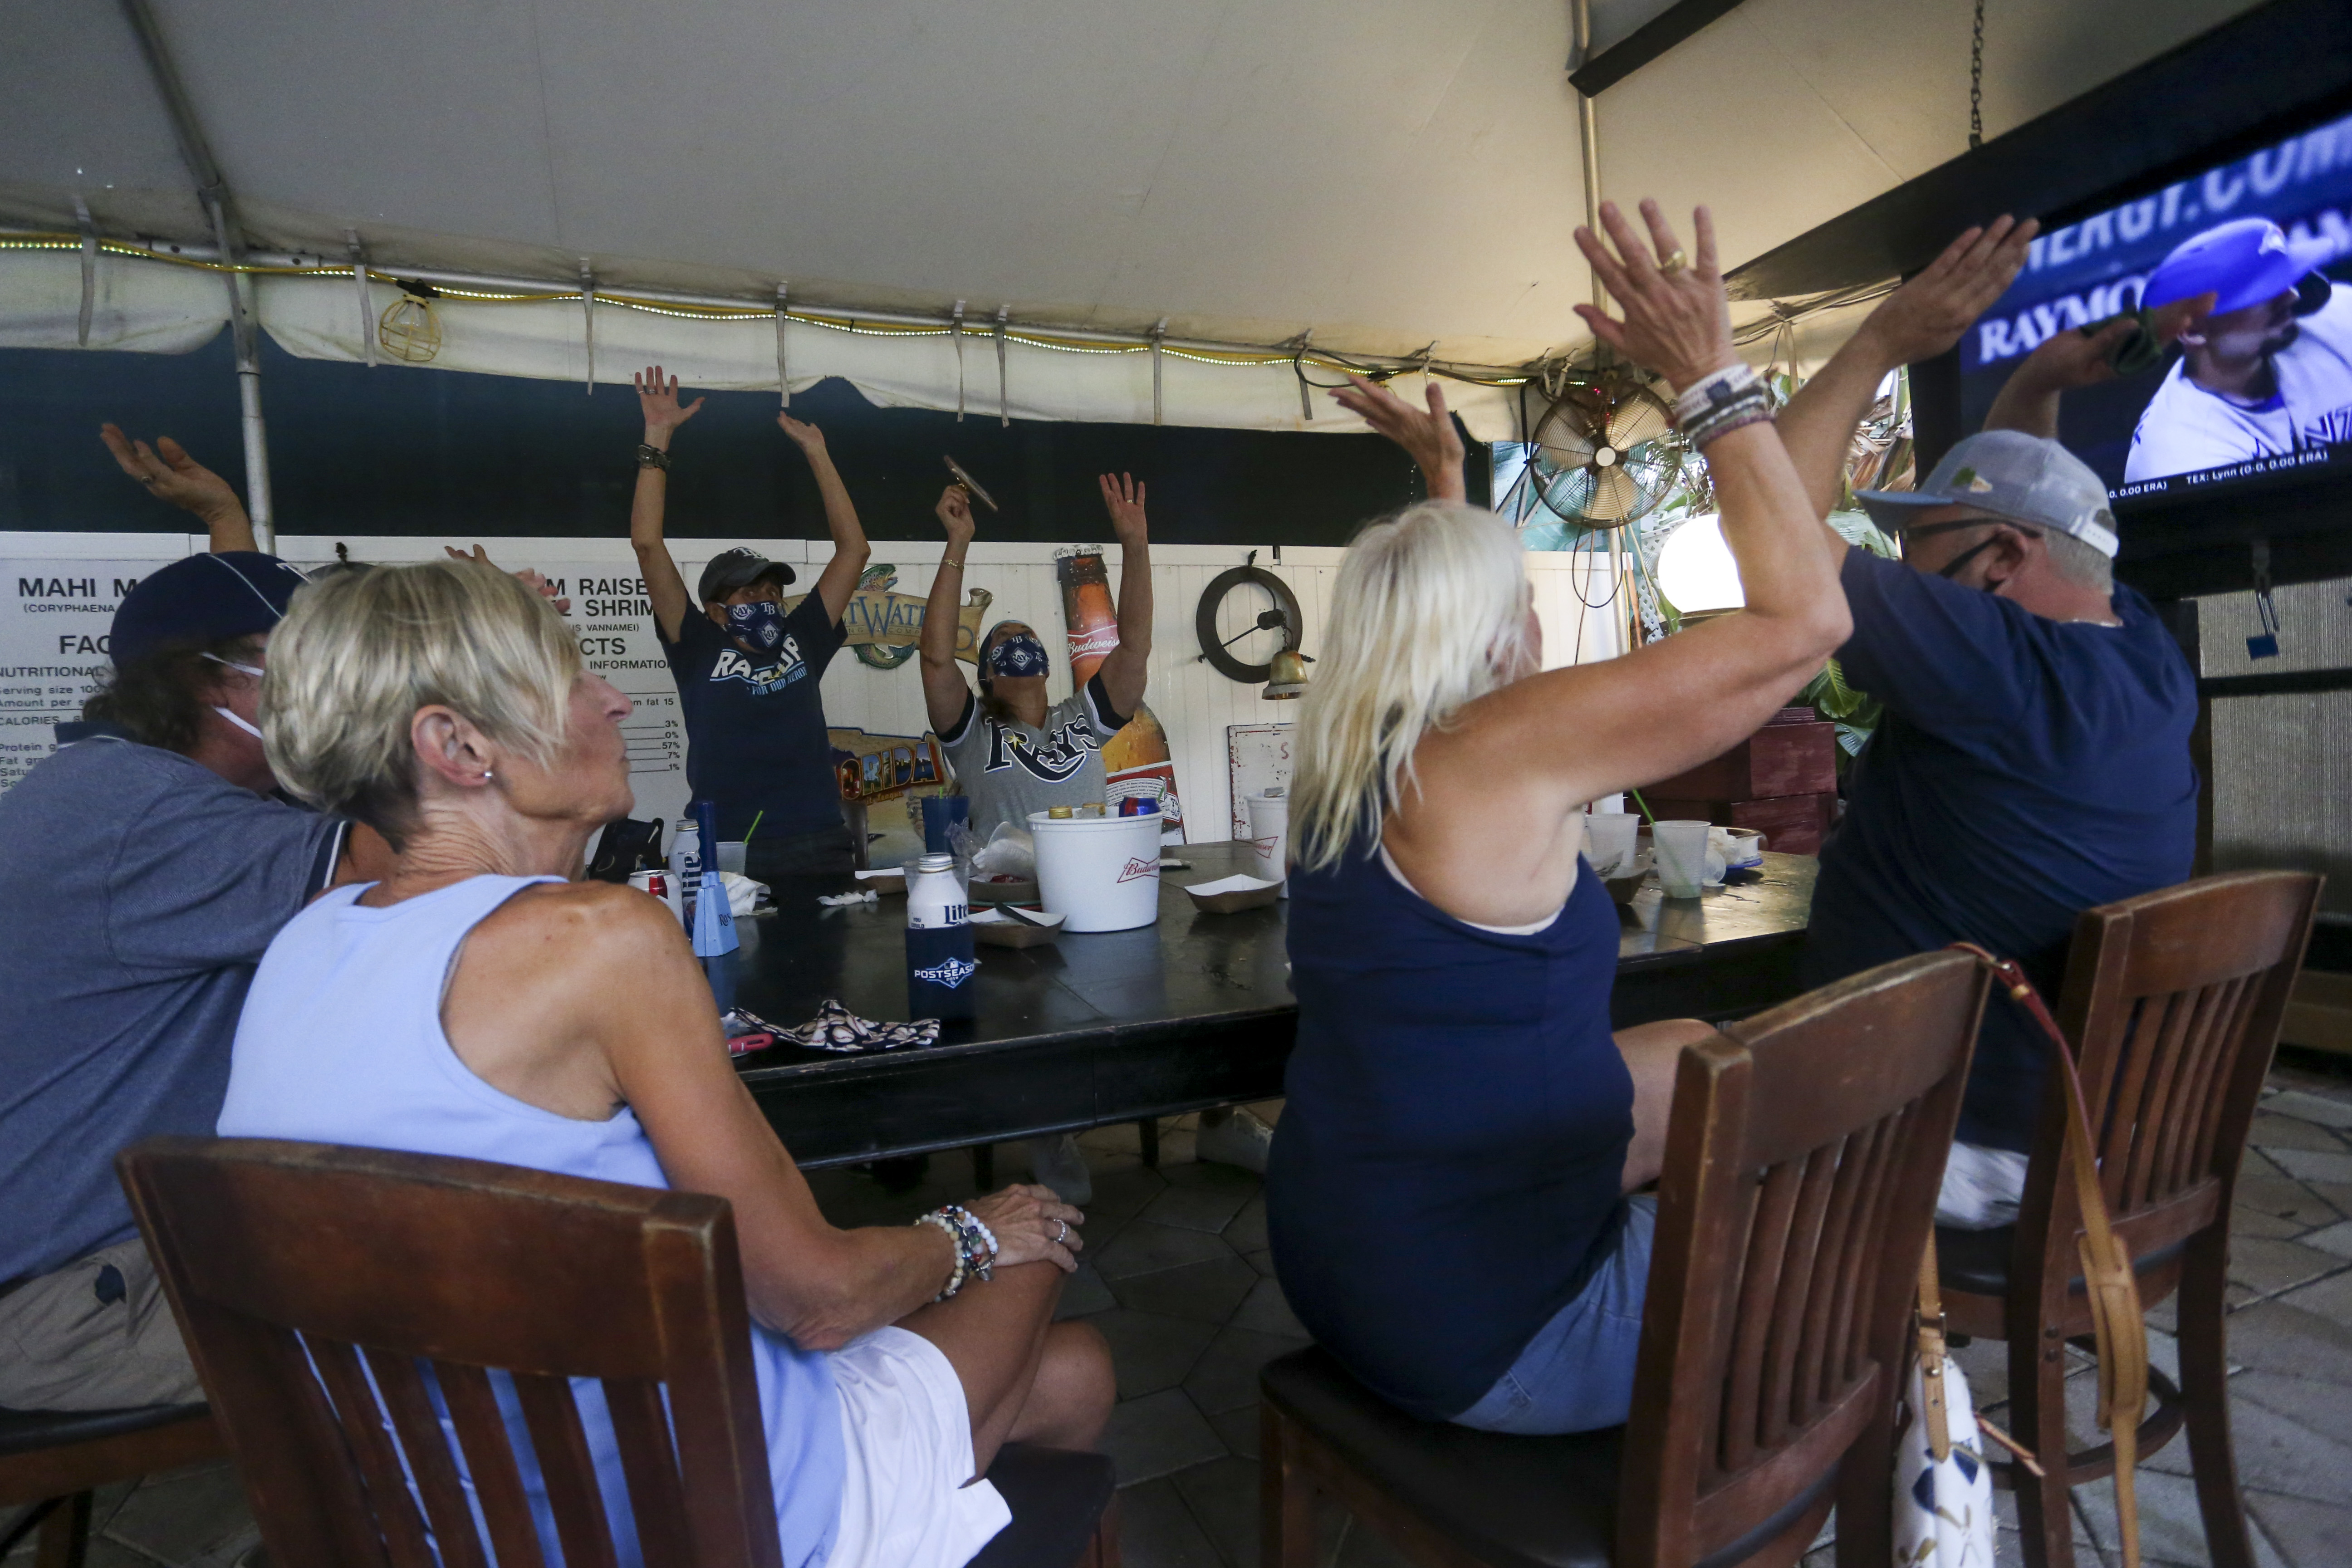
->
[[110, 551, 310, 667], [1857, 429, 2119, 559], [696, 547, 796, 603], [2143, 217, 2333, 317]]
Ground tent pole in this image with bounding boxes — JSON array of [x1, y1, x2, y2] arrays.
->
[[118, 0, 273, 550], [1572, 0, 1608, 319]]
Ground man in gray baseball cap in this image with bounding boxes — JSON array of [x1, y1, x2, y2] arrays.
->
[[1772, 220, 2200, 1230]]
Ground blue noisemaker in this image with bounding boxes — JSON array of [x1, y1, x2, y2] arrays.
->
[[691, 799, 739, 1012]]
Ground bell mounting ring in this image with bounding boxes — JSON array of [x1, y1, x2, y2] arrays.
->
[[943, 455, 999, 511]]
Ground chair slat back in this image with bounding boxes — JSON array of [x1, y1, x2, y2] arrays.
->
[[2043, 872, 2321, 1240], [1618, 951, 1988, 1568], [117, 1137, 784, 1568]]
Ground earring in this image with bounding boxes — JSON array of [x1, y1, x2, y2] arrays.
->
[[480, 769, 495, 782]]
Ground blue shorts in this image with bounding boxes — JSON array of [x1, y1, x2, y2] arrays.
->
[[1450, 1196, 1656, 1435]]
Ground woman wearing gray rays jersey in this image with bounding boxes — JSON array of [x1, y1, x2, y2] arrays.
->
[[918, 475, 1153, 1204]]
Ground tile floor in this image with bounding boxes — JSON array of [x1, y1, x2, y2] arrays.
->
[[14, 1064, 2352, 1568]]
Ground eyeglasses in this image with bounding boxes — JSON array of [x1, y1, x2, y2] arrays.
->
[[1897, 514, 2040, 559]]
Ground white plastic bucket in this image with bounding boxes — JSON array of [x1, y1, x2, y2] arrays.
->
[[1245, 793, 1289, 897], [1027, 811, 1163, 931]]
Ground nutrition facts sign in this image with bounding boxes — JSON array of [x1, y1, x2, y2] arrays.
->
[[0, 560, 143, 793], [0, 552, 692, 828]]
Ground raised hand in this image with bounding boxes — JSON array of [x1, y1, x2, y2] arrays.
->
[[1854, 217, 2040, 369], [1572, 200, 1737, 393], [936, 483, 977, 545], [2027, 290, 2213, 394], [965, 1183, 1084, 1273], [633, 365, 704, 442], [1332, 375, 1466, 500], [100, 425, 242, 520], [777, 412, 828, 456], [1097, 472, 1149, 546], [444, 545, 573, 615]]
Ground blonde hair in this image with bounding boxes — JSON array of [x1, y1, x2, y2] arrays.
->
[[1291, 501, 1533, 872], [263, 558, 581, 847]]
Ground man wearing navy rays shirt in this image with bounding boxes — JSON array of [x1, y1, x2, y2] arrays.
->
[[629, 365, 871, 888]]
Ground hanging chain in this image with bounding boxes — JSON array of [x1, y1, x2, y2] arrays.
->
[[1969, 0, 1986, 149]]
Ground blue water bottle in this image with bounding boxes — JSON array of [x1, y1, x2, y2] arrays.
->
[[691, 799, 739, 1014], [904, 853, 977, 1021]]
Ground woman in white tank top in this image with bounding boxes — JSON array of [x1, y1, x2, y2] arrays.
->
[[220, 557, 1111, 1568]]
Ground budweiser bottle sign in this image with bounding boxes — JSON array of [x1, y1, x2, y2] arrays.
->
[[1056, 547, 1183, 838]]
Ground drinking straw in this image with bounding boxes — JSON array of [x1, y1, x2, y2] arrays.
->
[[743, 808, 764, 848], [1627, 788, 1658, 825]]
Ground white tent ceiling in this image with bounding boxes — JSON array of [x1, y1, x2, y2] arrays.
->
[[0, 0, 2267, 368]]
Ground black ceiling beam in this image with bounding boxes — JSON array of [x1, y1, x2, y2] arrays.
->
[[1569, 0, 1751, 97], [1723, 0, 2352, 302]]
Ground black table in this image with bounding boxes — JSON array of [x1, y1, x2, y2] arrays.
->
[[730, 843, 1816, 1167]]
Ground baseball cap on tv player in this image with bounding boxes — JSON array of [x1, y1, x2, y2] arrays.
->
[[109, 551, 311, 666], [1856, 429, 2120, 559], [695, 547, 797, 604], [2142, 217, 2334, 317]]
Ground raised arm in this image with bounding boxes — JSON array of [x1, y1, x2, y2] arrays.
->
[[779, 414, 872, 625], [1333, 376, 1467, 501], [100, 426, 255, 553], [1777, 218, 2037, 526], [1983, 292, 2212, 437], [1516, 202, 1852, 800], [920, 485, 979, 735], [631, 366, 702, 642], [1094, 473, 1152, 717]]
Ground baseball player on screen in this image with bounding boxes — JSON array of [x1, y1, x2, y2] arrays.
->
[[2127, 216, 2352, 482]]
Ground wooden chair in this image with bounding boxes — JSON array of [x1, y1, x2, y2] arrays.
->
[[116, 1137, 1117, 1568], [1934, 870, 2323, 1568], [1259, 948, 1992, 1568], [0, 1401, 225, 1568]]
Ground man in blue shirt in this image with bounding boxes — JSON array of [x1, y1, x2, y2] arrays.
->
[[0, 436, 376, 1409], [628, 367, 871, 887], [1777, 221, 2203, 1227]]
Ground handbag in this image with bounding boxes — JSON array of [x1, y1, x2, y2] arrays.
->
[[1897, 946, 2148, 1568]]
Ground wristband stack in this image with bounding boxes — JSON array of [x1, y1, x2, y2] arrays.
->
[[915, 1204, 1000, 1300], [1672, 362, 1774, 450]]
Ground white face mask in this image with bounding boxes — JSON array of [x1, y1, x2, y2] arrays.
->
[[201, 652, 266, 741]]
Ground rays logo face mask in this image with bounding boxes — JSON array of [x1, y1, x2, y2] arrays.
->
[[986, 632, 1049, 680], [725, 600, 787, 652]]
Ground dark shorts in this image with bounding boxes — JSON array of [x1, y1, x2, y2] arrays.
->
[[746, 825, 857, 892]]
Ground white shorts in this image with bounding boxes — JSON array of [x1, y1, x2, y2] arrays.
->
[[827, 1326, 1012, 1568], [1936, 1142, 2031, 1230]]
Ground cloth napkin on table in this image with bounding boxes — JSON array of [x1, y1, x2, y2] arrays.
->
[[780, 999, 941, 1054]]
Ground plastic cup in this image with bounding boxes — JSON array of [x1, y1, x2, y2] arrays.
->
[[716, 841, 748, 877], [1585, 812, 1639, 877], [1652, 820, 1710, 898], [1245, 793, 1290, 897]]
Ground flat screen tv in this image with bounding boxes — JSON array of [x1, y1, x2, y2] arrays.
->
[[1957, 108, 2352, 510]]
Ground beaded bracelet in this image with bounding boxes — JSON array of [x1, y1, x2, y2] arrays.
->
[[1687, 403, 1775, 450], [913, 1205, 1000, 1300]]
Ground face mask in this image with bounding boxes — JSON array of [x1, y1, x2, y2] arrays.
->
[[725, 600, 786, 651], [987, 632, 1050, 680], [201, 652, 267, 740]]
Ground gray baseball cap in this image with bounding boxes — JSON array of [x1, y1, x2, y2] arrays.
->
[[1857, 429, 2119, 559], [695, 546, 796, 603]]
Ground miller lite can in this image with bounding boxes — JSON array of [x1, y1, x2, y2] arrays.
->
[[905, 853, 978, 1021]]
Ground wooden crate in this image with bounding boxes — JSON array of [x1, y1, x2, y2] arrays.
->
[[1646, 720, 1838, 802]]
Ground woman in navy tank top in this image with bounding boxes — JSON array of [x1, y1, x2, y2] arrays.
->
[[1268, 201, 1855, 1433]]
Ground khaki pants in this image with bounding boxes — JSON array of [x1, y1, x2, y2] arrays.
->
[[0, 1235, 201, 1411]]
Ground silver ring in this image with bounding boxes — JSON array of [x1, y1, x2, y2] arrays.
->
[[1055, 1220, 1070, 1245]]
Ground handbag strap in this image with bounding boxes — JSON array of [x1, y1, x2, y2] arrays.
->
[[1945, 943, 2146, 1568]]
